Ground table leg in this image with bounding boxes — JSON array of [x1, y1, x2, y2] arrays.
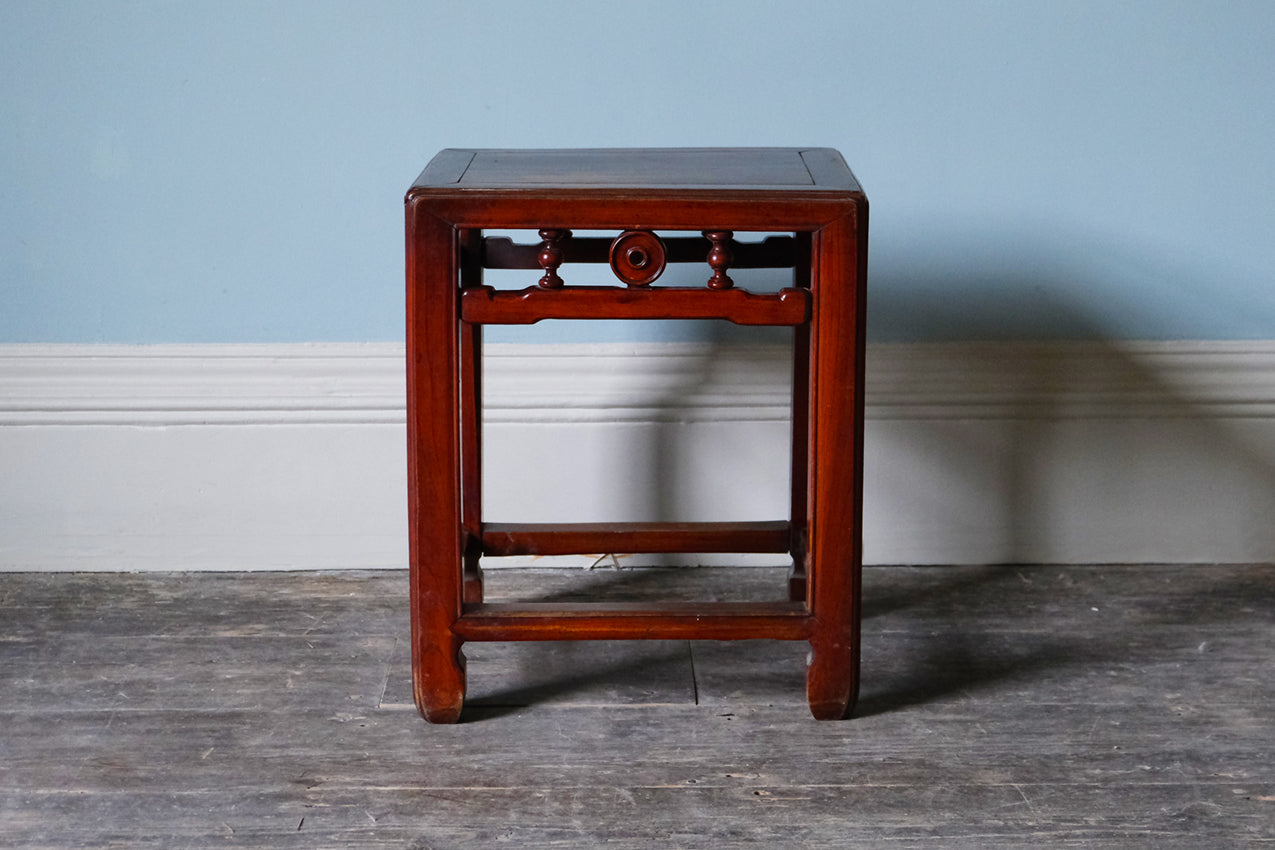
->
[[407, 207, 466, 723], [788, 232, 813, 602], [459, 229, 484, 605], [806, 209, 867, 720]]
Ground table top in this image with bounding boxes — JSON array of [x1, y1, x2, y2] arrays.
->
[[410, 148, 861, 195]]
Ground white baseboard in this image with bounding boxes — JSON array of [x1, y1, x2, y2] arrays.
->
[[3, 341, 1275, 570]]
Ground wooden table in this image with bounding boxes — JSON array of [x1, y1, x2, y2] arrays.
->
[[405, 148, 868, 722]]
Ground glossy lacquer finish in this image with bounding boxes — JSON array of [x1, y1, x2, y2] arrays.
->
[[406, 148, 868, 722]]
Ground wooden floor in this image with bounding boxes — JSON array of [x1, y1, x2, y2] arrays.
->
[[1, 564, 1272, 848]]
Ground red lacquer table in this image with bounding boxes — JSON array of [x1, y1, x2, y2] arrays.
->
[[405, 148, 868, 722]]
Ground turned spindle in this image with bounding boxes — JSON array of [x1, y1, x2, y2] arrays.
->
[[703, 230, 735, 289], [537, 229, 571, 289]]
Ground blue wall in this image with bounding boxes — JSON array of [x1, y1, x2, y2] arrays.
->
[[3, 0, 1273, 343]]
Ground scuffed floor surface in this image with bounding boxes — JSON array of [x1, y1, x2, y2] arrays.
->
[[1, 564, 1272, 848]]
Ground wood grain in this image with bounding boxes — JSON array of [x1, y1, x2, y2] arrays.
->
[[411, 149, 861, 721], [460, 285, 810, 325], [455, 601, 812, 641], [405, 203, 466, 722], [480, 521, 792, 557], [0, 566, 1271, 848], [482, 234, 797, 270]]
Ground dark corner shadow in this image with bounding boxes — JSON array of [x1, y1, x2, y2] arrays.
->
[[458, 642, 694, 722], [851, 564, 1091, 718], [470, 226, 1275, 719], [849, 222, 1275, 714]]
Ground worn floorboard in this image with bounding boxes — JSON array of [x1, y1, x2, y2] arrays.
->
[[0, 565, 1272, 848]]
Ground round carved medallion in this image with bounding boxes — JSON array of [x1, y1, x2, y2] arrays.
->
[[609, 230, 666, 287]]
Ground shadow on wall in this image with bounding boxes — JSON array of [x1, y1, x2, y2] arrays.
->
[[850, 222, 1275, 712], [520, 222, 1275, 717], [864, 220, 1275, 566], [473, 223, 1275, 714], [624, 221, 1275, 567]]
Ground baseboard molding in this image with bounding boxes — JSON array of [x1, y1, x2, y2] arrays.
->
[[3, 341, 1275, 570], [5, 340, 1275, 426]]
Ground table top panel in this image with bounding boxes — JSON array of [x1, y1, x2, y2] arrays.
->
[[411, 148, 861, 194]]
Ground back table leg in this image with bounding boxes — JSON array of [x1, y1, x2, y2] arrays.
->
[[788, 231, 813, 603], [459, 228, 485, 605], [407, 206, 467, 723]]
